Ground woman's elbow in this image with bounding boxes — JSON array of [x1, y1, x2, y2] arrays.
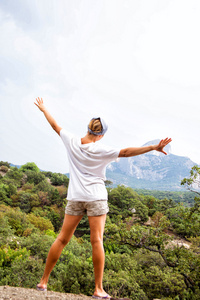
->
[[118, 149, 128, 157], [52, 124, 62, 135]]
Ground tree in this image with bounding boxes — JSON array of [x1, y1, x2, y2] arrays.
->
[[105, 180, 113, 187], [4, 167, 23, 184], [0, 185, 10, 205], [180, 166, 200, 237], [50, 173, 69, 186], [166, 205, 200, 238], [108, 185, 148, 222], [0, 161, 10, 168], [43, 171, 69, 187], [105, 217, 200, 299], [142, 195, 176, 216], [0, 212, 14, 247], [25, 170, 46, 185], [181, 165, 200, 195], [19, 162, 40, 173]]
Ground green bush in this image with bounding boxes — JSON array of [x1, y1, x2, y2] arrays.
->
[[136, 265, 185, 299], [0, 213, 15, 247], [0, 205, 36, 236], [27, 214, 54, 232], [43, 171, 69, 187], [20, 233, 54, 262], [0, 246, 30, 268], [25, 170, 46, 185], [103, 269, 148, 300], [0, 249, 43, 288], [5, 167, 23, 182], [19, 162, 40, 173], [0, 161, 11, 168], [166, 205, 200, 237], [108, 185, 148, 222], [50, 240, 93, 295]]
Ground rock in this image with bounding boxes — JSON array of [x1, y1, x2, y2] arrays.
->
[[0, 286, 92, 300]]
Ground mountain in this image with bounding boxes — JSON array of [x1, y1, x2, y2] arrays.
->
[[106, 140, 197, 191]]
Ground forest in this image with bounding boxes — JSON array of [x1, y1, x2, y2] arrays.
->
[[0, 161, 200, 300]]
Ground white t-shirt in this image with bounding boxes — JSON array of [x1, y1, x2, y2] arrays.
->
[[60, 129, 120, 201]]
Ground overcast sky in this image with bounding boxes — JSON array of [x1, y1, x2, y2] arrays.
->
[[0, 0, 200, 173]]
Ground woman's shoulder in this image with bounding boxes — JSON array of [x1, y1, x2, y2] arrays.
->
[[60, 129, 76, 142]]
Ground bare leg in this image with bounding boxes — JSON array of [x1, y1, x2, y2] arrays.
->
[[88, 214, 110, 298], [37, 214, 83, 289]]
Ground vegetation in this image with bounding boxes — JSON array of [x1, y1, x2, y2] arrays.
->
[[134, 189, 196, 207], [0, 161, 200, 299]]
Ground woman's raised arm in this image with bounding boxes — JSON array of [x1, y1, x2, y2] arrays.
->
[[34, 97, 62, 135], [118, 138, 172, 157]]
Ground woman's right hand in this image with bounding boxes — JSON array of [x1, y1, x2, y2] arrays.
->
[[154, 138, 172, 155], [34, 97, 46, 112], [34, 97, 62, 135]]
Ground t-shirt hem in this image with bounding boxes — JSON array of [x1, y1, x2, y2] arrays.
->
[[67, 198, 108, 202]]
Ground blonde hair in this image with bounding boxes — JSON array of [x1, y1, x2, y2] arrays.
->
[[88, 118, 102, 135]]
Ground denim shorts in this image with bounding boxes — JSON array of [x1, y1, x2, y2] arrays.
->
[[65, 200, 109, 216]]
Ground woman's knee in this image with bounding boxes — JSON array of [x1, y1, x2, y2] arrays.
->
[[90, 235, 103, 247], [56, 235, 69, 247]]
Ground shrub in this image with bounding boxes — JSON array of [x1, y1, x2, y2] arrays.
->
[[27, 213, 54, 232], [19, 162, 40, 173], [0, 161, 10, 168], [0, 250, 43, 288], [0, 165, 9, 173], [5, 167, 23, 182], [0, 212, 15, 247], [0, 204, 36, 236], [108, 185, 148, 222], [20, 233, 55, 262], [0, 246, 30, 268], [25, 170, 46, 185]]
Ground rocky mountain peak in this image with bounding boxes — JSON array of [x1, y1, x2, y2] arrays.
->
[[142, 139, 172, 155], [106, 140, 196, 191]]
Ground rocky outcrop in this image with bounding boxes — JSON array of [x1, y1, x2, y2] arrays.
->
[[0, 286, 131, 300], [0, 286, 93, 300]]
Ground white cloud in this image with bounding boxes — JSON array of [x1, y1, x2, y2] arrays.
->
[[134, 0, 200, 86]]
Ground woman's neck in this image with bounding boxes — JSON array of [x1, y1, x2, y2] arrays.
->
[[81, 133, 103, 144]]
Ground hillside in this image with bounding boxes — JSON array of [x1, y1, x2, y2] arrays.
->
[[106, 140, 197, 191], [0, 161, 200, 300]]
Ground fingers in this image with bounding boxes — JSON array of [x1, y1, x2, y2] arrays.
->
[[157, 138, 172, 155], [162, 150, 167, 155], [34, 97, 44, 107], [34, 97, 45, 112], [162, 138, 172, 146], [35, 97, 43, 104]]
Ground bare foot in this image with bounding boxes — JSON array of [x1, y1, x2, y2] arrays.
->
[[36, 283, 47, 291], [93, 289, 111, 299]]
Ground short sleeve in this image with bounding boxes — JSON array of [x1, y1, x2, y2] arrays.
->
[[94, 143, 120, 162], [60, 129, 74, 147]]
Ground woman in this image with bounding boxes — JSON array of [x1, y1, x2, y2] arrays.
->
[[34, 97, 171, 299]]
